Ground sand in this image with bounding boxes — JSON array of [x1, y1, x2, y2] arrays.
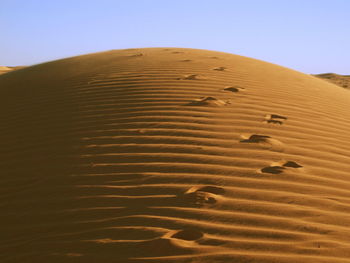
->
[[0, 66, 25, 75], [314, 73, 350, 89], [0, 66, 13, 75], [1, 48, 350, 263]]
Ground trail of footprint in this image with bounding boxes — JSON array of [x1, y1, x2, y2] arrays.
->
[[270, 114, 287, 120], [266, 119, 283, 124], [212, 66, 226, 71], [183, 191, 217, 206], [265, 114, 288, 125], [283, 161, 303, 168], [172, 51, 184, 54], [181, 185, 225, 207], [261, 166, 286, 174], [261, 161, 303, 174], [240, 134, 271, 143], [240, 134, 285, 151], [180, 59, 192, 62], [223, 86, 245, 93], [177, 74, 200, 80], [185, 96, 228, 107]]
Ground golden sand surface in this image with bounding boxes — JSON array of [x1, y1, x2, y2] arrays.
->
[[1, 48, 350, 262]]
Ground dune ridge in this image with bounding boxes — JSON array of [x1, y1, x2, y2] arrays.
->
[[1, 48, 350, 262]]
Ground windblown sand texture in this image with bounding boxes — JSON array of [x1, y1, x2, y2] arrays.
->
[[1, 48, 350, 263], [314, 73, 350, 89]]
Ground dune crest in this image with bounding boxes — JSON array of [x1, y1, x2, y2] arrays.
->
[[1, 48, 350, 262]]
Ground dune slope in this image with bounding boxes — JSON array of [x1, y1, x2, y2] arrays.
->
[[1, 48, 350, 263]]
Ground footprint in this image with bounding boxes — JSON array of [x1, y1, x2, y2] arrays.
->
[[209, 56, 219, 59], [266, 119, 283, 125], [270, 114, 287, 120], [240, 134, 271, 143], [283, 161, 303, 168], [182, 191, 217, 206], [130, 53, 143, 57], [261, 161, 302, 174], [177, 74, 200, 80], [213, 66, 226, 71], [223, 86, 244, 93], [240, 134, 284, 151], [180, 59, 192, 62], [261, 166, 286, 174], [172, 51, 184, 54], [181, 185, 225, 207], [171, 229, 203, 241], [265, 114, 287, 125], [185, 96, 227, 107]]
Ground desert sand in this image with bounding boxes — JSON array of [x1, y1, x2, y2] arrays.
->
[[0, 66, 25, 75], [314, 73, 350, 89], [0, 66, 14, 75], [1, 48, 350, 262]]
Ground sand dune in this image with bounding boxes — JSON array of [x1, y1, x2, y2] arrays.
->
[[0, 66, 25, 75], [314, 73, 350, 89], [1, 48, 350, 262], [0, 66, 13, 75]]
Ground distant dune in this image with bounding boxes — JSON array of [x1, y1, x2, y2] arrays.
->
[[1, 48, 350, 263], [0, 66, 25, 75], [314, 73, 350, 89], [0, 66, 14, 75]]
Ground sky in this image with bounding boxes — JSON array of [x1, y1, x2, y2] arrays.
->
[[1, 0, 349, 74]]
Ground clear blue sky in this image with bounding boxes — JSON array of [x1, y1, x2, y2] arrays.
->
[[1, 0, 349, 74]]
